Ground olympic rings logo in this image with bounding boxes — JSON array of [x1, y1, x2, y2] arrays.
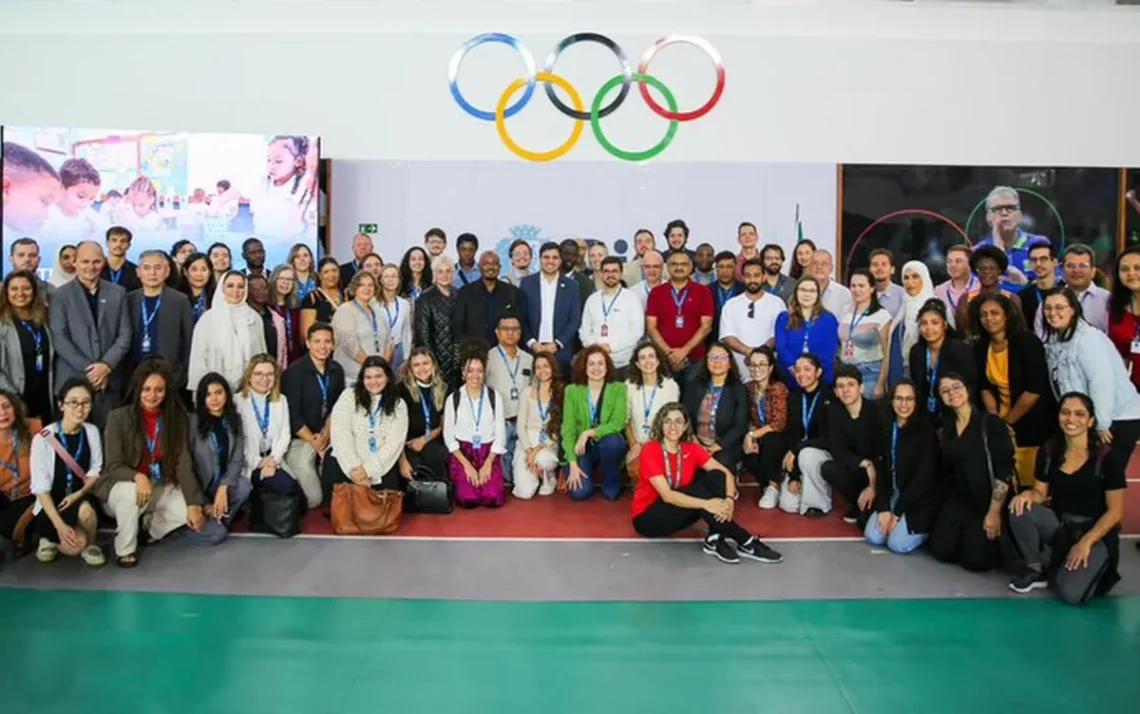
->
[[447, 32, 725, 162]]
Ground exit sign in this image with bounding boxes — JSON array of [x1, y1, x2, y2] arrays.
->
[[358, 223, 378, 234]]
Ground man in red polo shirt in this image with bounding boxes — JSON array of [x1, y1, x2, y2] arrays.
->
[[646, 251, 714, 381]]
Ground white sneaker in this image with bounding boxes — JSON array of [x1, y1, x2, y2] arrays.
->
[[778, 482, 802, 514], [538, 471, 557, 496], [758, 485, 779, 510], [36, 538, 58, 563]]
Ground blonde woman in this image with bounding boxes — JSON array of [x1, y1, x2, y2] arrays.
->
[[268, 264, 302, 365], [288, 243, 317, 303], [332, 271, 389, 387], [377, 264, 413, 371], [397, 347, 449, 481], [235, 354, 298, 497]]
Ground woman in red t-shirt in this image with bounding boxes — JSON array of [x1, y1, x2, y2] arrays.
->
[[631, 402, 783, 565], [1106, 246, 1140, 392]]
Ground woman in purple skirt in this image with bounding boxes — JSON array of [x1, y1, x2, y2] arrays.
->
[[443, 347, 507, 508]]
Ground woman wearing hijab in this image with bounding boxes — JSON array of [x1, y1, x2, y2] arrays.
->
[[187, 270, 268, 392], [887, 261, 935, 387]]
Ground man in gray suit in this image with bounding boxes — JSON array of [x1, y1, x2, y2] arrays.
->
[[128, 250, 193, 391], [48, 241, 133, 428]]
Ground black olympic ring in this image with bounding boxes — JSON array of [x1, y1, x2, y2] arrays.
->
[[542, 32, 632, 121]]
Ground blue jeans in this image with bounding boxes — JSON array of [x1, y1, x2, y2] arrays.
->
[[864, 489, 927, 554], [502, 419, 518, 485], [569, 433, 626, 501], [854, 360, 881, 399]]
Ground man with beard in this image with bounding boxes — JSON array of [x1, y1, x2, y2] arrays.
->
[[622, 228, 656, 287], [646, 251, 713, 379], [709, 251, 744, 347], [521, 242, 580, 375], [559, 238, 595, 310], [759, 243, 794, 303], [579, 257, 644, 378], [869, 248, 904, 318], [242, 237, 269, 279], [720, 259, 787, 378], [453, 251, 520, 347]]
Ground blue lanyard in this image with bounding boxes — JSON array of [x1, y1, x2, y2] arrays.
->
[[641, 385, 658, 425], [141, 295, 162, 331], [847, 308, 868, 340], [58, 425, 85, 490], [193, 290, 207, 320], [367, 399, 383, 452], [670, 286, 689, 313], [756, 392, 768, 426], [801, 319, 814, 354], [890, 422, 899, 490], [925, 348, 939, 413], [273, 305, 292, 345], [411, 284, 423, 301], [352, 300, 380, 343], [600, 288, 623, 322], [109, 267, 123, 284], [207, 418, 228, 491], [145, 418, 162, 480], [251, 395, 270, 439], [801, 391, 821, 436], [18, 320, 44, 370], [314, 369, 330, 412], [945, 275, 976, 312], [297, 277, 315, 302], [382, 299, 400, 330], [587, 386, 603, 426], [715, 284, 733, 307], [419, 390, 433, 436], [707, 385, 724, 422], [496, 345, 521, 392], [2, 433, 18, 499], [536, 391, 551, 443], [467, 387, 486, 432]]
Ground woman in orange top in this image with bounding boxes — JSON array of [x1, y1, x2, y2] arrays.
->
[[0, 389, 39, 553], [630, 402, 782, 565]]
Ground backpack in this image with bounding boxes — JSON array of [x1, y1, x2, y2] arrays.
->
[[451, 388, 497, 414]]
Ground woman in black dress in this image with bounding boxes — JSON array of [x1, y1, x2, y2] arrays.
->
[[300, 256, 345, 339]]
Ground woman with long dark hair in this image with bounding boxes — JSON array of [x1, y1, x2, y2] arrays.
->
[[972, 292, 1054, 486], [1007, 392, 1126, 604], [864, 379, 940, 554], [774, 276, 839, 384], [178, 252, 215, 324], [682, 342, 749, 474], [908, 298, 974, 425], [399, 247, 431, 302], [837, 268, 891, 399], [98, 358, 223, 567], [746, 346, 789, 510], [1106, 244, 1140, 391], [189, 372, 250, 528], [0, 270, 53, 420], [287, 243, 317, 303], [631, 402, 783, 565], [624, 342, 680, 487], [323, 356, 408, 497], [777, 353, 834, 514], [789, 239, 816, 281], [513, 352, 564, 499], [300, 256, 344, 339], [0, 390, 37, 555]]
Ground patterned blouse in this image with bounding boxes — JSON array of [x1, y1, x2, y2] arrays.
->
[[748, 380, 789, 432]]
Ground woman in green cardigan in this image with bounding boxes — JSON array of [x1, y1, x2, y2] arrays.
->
[[563, 345, 628, 500]]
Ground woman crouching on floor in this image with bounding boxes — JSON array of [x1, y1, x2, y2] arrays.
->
[[630, 402, 783, 565]]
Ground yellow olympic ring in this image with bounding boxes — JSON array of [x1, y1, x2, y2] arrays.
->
[[495, 71, 584, 162]]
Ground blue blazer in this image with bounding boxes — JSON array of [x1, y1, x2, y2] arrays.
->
[[520, 273, 581, 366]]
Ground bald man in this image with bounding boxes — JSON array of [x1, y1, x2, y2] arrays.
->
[[339, 233, 374, 290], [48, 241, 133, 428], [452, 250, 521, 346], [809, 249, 853, 317]]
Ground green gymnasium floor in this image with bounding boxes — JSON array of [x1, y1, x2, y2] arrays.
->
[[2, 589, 1137, 714]]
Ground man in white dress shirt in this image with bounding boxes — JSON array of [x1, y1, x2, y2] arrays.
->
[[579, 257, 645, 379], [630, 250, 665, 308], [1061, 244, 1110, 333], [810, 249, 853, 318], [720, 259, 786, 378]]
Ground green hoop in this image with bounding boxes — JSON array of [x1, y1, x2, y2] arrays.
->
[[590, 72, 679, 162], [964, 187, 1066, 249]]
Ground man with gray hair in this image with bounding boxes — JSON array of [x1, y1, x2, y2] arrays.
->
[[127, 249, 194, 390], [973, 185, 1051, 293]]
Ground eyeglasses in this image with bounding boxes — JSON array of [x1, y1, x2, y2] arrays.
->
[[63, 398, 92, 408], [252, 370, 276, 379], [1063, 262, 1091, 271], [662, 417, 687, 427], [749, 362, 772, 371], [708, 354, 730, 362], [987, 204, 1020, 214], [892, 395, 916, 403], [938, 383, 966, 397]]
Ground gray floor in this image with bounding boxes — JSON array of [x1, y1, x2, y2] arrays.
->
[[3, 534, 1138, 601]]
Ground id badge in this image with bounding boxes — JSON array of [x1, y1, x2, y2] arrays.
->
[[674, 314, 685, 329], [600, 324, 609, 337], [472, 434, 483, 449], [1131, 339, 1140, 355], [141, 333, 152, 353], [35, 353, 43, 372], [642, 423, 650, 437], [510, 387, 519, 400], [843, 341, 855, 358], [538, 429, 547, 444], [149, 462, 161, 481]]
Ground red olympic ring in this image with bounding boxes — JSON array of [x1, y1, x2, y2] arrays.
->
[[636, 35, 726, 122]]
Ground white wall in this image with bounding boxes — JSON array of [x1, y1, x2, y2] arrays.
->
[[2, 1, 1138, 258]]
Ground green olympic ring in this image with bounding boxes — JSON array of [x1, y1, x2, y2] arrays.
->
[[963, 187, 1066, 249], [590, 73, 679, 162]]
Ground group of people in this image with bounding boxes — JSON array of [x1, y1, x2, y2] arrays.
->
[[0, 188, 1133, 602]]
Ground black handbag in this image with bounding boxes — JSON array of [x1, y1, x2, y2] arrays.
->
[[249, 488, 303, 538], [404, 464, 453, 514]]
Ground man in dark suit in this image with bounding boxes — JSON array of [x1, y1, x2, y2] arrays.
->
[[128, 250, 194, 391], [520, 242, 581, 374], [48, 241, 133, 428], [559, 238, 595, 311], [453, 251, 521, 347], [339, 233, 374, 289]]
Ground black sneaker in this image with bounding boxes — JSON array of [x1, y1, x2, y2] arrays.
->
[[842, 507, 860, 524], [702, 534, 740, 564], [1009, 568, 1048, 594], [803, 507, 826, 519], [738, 537, 783, 564]]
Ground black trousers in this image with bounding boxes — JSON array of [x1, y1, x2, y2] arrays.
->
[[321, 455, 401, 505], [0, 494, 35, 540], [928, 495, 1002, 572], [404, 439, 449, 482], [820, 461, 871, 521], [742, 431, 784, 486], [1109, 418, 1140, 472], [30, 494, 97, 544], [632, 470, 752, 544]]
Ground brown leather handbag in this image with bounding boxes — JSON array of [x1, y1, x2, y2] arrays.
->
[[330, 483, 403, 535]]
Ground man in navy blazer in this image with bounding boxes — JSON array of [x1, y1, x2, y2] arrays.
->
[[520, 242, 581, 373]]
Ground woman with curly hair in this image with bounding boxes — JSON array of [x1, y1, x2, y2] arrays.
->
[[631, 402, 783, 565], [562, 345, 627, 501]]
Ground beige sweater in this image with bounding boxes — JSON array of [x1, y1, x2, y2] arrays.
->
[[328, 390, 408, 483]]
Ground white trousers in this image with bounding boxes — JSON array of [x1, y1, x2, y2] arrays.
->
[[105, 481, 188, 556], [511, 446, 559, 500], [282, 438, 325, 507], [796, 447, 834, 514]]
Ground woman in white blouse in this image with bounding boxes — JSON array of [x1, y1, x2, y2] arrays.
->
[[188, 271, 268, 391], [445, 351, 507, 508], [323, 356, 408, 495], [624, 343, 681, 485], [332, 271, 389, 387], [377, 264, 413, 371], [837, 269, 892, 399], [234, 355, 297, 497], [513, 353, 563, 500], [29, 377, 104, 567]]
